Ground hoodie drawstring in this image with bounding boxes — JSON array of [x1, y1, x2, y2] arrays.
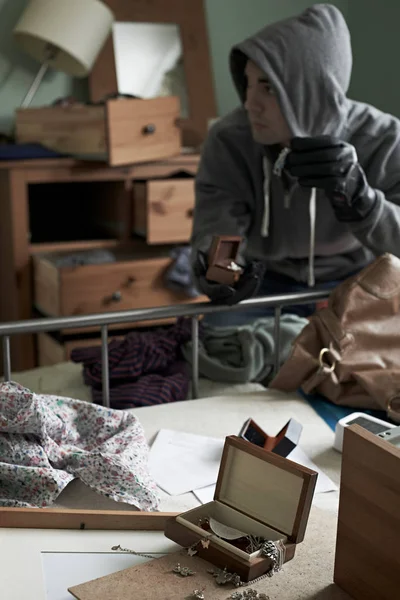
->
[[261, 156, 271, 237], [261, 151, 316, 288], [308, 187, 316, 287], [262, 148, 290, 237]]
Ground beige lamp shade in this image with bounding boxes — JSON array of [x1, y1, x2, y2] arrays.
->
[[13, 0, 114, 78]]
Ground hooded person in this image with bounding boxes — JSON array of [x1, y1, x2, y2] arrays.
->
[[191, 3, 400, 325]]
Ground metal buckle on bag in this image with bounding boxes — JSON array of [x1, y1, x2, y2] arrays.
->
[[387, 396, 400, 424], [318, 348, 337, 373]]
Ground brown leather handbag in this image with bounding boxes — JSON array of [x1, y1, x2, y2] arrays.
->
[[270, 253, 400, 423]]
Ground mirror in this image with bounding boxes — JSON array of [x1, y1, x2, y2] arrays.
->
[[90, 0, 217, 148], [112, 22, 189, 118]]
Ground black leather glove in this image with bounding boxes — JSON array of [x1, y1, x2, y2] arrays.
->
[[286, 136, 377, 222], [193, 251, 265, 306]]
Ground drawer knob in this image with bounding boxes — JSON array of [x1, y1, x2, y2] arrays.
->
[[142, 124, 156, 135], [111, 291, 122, 302], [186, 208, 194, 219], [104, 291, 122, 306]]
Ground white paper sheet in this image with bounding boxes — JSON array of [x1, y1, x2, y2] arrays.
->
[[148, 429, 224, 495], [149, 429, 337, 498], [42, 552, 151, 600], [193, 484, 216, 505], [288, 446, 338, 494], [192, 445, 337, 503]]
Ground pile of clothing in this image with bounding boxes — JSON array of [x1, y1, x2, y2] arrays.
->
[[71, 315, 308, 409], [182, 314, 308, 384], [71, 317, 194, 409]]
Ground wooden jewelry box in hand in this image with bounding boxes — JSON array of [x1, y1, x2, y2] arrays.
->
[[164, 435, 317, 582], [206, 236, 244, 285]]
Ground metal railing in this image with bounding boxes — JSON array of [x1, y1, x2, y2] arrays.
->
[[0, 290, 329, 407]]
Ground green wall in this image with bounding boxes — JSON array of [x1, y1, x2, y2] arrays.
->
[[0, 0, 352, 134], [348, 0, 400, 118], [205, 0, 349, 116]]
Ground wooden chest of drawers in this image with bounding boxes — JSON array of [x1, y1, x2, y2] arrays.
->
[[0, 154, 200, 371]]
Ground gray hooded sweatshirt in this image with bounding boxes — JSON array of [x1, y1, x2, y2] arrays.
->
[[191, 3, 400, 285]]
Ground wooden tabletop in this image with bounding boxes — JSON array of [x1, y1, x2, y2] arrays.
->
[[0, 152, 200, 171]]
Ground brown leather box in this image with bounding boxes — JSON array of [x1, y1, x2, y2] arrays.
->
[[165, 435, 317, 582], [206, 235, 244, 285], [239, 418, 303, 458]]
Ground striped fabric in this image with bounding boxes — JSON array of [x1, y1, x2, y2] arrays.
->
[[71, 318, 194, 409]]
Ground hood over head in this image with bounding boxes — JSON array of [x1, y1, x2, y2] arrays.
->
[[230, 3, 352, 138]]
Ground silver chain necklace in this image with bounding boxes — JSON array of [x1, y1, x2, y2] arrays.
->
[[111, 536, 284, 589]]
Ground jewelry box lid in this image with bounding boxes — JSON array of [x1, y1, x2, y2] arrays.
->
[[208, 235, 242, 265], [214, 436, 317, 543]]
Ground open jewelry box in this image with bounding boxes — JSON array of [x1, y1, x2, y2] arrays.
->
[[164, 435, 317, 582], [206, 235, 244, 285]]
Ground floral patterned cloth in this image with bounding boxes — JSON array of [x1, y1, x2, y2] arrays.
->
[[0, 382, 160, 510]]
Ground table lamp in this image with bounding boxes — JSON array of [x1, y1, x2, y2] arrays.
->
[[13, 0, 114, 108]]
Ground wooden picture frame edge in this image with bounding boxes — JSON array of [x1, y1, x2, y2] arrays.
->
[[89, 0, 217, 148], [0, 506, 177, 530]]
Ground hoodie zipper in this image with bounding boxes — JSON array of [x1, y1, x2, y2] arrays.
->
[[284, 182, 297, 209], [262, 152, 317, 287]]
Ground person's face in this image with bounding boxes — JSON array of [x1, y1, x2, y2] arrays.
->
[[244, 60, 291, 146]]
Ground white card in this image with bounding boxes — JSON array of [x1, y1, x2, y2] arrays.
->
[[149, 429, 224, 495]]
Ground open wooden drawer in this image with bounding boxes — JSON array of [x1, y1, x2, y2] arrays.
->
[[33, 247, 203, 318], [133, 178, 195, 244], [15, 97, 181, 166]]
